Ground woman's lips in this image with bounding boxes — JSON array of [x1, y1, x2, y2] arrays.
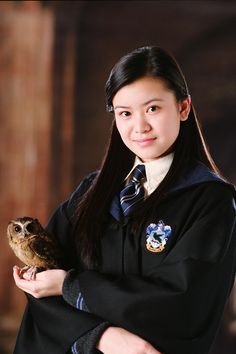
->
[[134, 137, 156, 147]]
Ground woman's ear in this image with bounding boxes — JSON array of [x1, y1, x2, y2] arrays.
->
[[179, 95, 191, 121]]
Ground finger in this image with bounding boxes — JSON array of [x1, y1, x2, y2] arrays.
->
[[13, 266, 22, 281], [13, 265, 20, 275], [23, 272, 33, 281], [13, 266, 27, 280], [12, 267, 43, 298], [13, 268, 28, 284], [13, 268, 33, 288], [13, 276, 39, 295]]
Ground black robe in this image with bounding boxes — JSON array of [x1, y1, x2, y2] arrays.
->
[[14, 161, 236, 354]]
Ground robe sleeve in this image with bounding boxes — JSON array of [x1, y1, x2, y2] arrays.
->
[[65, 184, 236, 354], [14, 172, 107, 354]]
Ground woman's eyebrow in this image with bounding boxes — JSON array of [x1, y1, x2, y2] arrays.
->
[[143, 98, 164, 106], [114, 98, 164, 110], [114, 105, 130, 110]]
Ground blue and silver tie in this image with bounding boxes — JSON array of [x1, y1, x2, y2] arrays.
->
[[120, 164, 146, 216]]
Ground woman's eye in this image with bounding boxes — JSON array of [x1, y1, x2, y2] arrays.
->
[[147, 105, 158, 113], [120, 111, 131, 117]]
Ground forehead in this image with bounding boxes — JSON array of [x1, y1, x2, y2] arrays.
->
[[15, 217, 33, 224], [113, 76, 175, 106]]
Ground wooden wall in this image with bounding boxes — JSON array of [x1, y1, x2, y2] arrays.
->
[[0, 1, 235, 353], [0, 2, 54, 353]]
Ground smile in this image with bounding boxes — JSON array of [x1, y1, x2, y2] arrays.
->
[[134, 138, 157, 146]]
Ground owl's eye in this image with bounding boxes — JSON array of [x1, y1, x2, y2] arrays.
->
[[14, 225, 21, 233], [26, 223, 34, 233]]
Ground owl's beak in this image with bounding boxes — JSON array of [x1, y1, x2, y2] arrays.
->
[[19, 231, 27, 238]]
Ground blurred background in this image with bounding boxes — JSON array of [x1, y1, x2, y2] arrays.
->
[[0, 0, 235, 353]]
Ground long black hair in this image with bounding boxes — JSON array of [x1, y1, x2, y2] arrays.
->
[[75, 46, 219, 269]]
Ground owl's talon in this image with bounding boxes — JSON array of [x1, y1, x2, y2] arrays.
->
[[18, 265, 29, 277], [23, 266, 38, 280], [18, 265, 38, 280]]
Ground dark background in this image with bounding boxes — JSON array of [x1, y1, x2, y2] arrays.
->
[[0, 1, 235, 353]]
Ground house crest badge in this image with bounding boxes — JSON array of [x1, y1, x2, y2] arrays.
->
[[146, 220, 172, 253]]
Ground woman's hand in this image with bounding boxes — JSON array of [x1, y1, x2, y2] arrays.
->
[[13, 266, 67, 298], [97, 326, 162, 354]]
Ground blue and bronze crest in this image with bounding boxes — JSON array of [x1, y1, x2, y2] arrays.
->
[[146, 220, 172, 253]]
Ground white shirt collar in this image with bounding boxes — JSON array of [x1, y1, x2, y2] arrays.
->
[[127, 152, 174, 195]]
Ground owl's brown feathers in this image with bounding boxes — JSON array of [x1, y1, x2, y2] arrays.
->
[[7, 217, 63, 273]]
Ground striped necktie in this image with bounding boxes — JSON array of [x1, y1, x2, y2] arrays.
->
[[120, 164, 146, 216]]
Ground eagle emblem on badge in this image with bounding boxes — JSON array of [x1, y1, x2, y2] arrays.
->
[[146, 220, 172, 253]]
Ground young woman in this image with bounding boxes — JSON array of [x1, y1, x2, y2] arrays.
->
[[13, 46, 236, 354]]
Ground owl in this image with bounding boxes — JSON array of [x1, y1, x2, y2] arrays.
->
[[7, 216, 63, 279]]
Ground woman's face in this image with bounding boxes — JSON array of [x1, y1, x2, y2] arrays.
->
[[113, 76, 191, 162]]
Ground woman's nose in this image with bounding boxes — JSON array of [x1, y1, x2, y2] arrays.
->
[[134, 113, 151, 133]]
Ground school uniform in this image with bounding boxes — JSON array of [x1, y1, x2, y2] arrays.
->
[[14, 156, 236, 354]]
